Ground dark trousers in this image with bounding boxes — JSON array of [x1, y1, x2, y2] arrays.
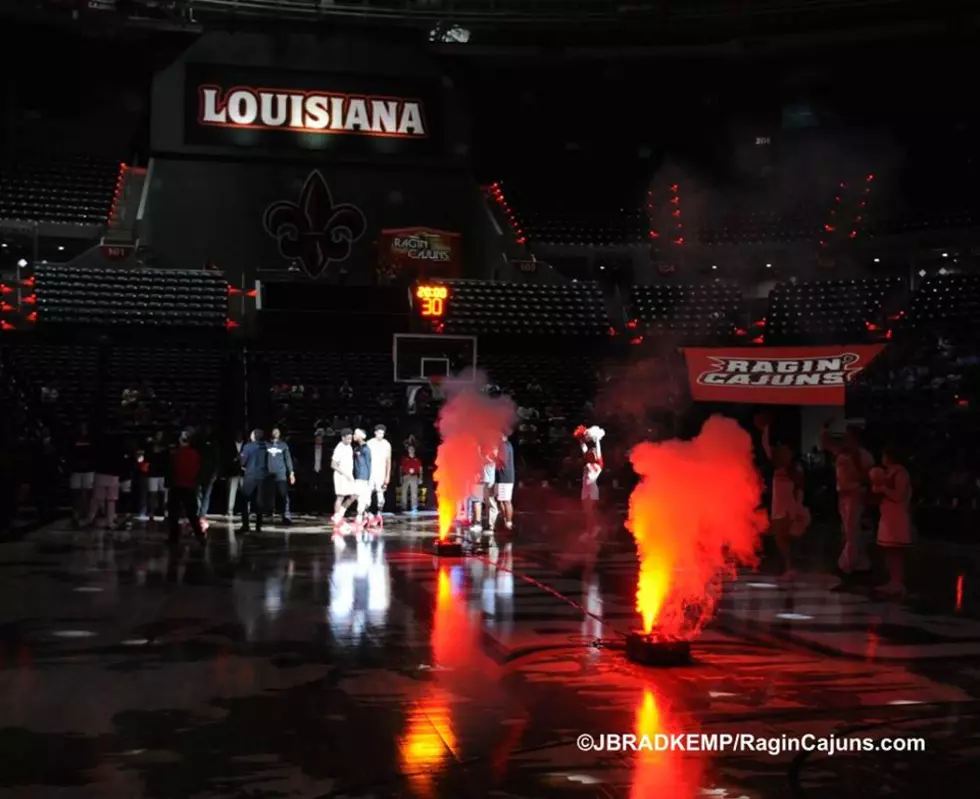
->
[[240, 478, 265, 531], [168, 487, 204, 542], [267, 477, 291, 521], [198, 476, 217, 517], [306, 471, 330, 515]]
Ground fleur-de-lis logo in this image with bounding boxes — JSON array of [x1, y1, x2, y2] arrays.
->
[[263, 170, 367, 278]]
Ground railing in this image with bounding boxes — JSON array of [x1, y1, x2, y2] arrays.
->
[[189, 0, 913, 24]]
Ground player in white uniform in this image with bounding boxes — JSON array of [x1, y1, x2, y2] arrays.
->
[[365, 425, 392, 528], [330, 429, 357, 525]]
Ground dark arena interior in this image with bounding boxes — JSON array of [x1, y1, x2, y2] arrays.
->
[[2, 0, 980, 796]]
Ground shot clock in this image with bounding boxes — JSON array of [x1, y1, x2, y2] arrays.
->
[[415, 284, 449, 318]]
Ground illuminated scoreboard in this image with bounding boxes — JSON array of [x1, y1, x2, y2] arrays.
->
[[415, 283, 449, 318]]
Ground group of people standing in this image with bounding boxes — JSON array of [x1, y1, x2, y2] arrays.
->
[[760, 415, 912, 596], [464, 434, 517, 537], [65, 421, 419, 540]]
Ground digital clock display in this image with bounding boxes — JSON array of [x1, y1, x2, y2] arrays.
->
[[416, 284, 449, 317]]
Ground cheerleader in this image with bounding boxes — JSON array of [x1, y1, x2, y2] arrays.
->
[[574, 425, 605, 535], [760, 420, 810, 580], [870, 445, 912, 597]]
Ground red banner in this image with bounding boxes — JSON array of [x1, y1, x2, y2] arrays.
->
[[681, 345, 886, 406], [378, 227, 460, 280]]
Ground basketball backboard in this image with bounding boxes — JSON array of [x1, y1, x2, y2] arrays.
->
[[393, 333, 478, 384]]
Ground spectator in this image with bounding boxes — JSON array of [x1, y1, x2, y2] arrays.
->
[[169, 431, 205, 546]]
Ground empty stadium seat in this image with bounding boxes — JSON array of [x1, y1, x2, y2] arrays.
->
[[441, 280, 611, 337], [257, 351, 396, 435], [629, 283, 743, 343], [107, 347, 225, 434], [0, 153, 120, 226], [767, 277, 903, 344], [490, 176, 646, 246], [33, 265, 228, 327], [905, 274, 980, 331]]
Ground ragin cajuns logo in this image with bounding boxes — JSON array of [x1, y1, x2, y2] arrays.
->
[[263, 170, 366, 278], [696, 353, 868, 387], [391, 231, 453, 262]]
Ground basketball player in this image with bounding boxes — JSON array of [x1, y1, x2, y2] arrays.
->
[[352, 429, 373, 528], [494, 433, 516, 532], [366, 424, 392, 528], [331, 429, 357, 525]]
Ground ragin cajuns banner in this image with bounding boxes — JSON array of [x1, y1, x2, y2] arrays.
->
[[378, 228, 460, 278], [681, 345, 886, 406]]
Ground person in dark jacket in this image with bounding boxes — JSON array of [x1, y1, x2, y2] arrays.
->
[[196, 425, 221, 521], [69, 422, 94, 524], [226, 430, 245, 515], [169, 430, 205, 545], [352, 429, 373, 527], [238, 429, 268, 534], [147, 430, 170, 521], [265, 428, 295, 525]]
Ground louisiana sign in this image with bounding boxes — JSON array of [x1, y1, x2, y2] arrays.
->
[[681, 345, 886, 406], [183, 65, 442, 158]]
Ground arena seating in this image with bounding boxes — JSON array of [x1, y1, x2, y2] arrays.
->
[[107, 346, 226, 434], [0, 153, 120, 226], [257, 350, 396, 435], [491, 176, 646, 246], [33, 265, 228, 327], [481, 352, 599, 418], [905, 273, 980, 332], [766, 277, 904, 344], [3, 342, 100, 431], [697, 202, 824, 245], [628, 283, 743, 342], [441, 280, 611, 336]]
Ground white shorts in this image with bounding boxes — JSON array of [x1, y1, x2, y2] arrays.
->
[[70, 472, 95, 490], [93, 474, 120, 503], [581, 479, 599, 501], [471, 483, 491, 503], [334, 473, 357, 497], [370, 475, 387, 491], [120, 480, 132, 494], [147, 476, 166, 492], [354, 479, 372, 505], [495, 483, 514, 502]]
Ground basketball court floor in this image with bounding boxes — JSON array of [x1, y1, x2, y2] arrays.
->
[[1, 513, 978, 798]]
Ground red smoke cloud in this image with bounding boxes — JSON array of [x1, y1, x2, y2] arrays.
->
[[627, 415, 766, 638], [434, 373, 517, 538]]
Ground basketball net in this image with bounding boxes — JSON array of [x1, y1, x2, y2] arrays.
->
[[429, 374, 446, 400]]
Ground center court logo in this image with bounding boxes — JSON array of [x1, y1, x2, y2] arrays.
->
[[263, 170, 367, 279], [576, 732, 926, 756]]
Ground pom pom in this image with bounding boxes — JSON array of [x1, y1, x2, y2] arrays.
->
[[573, 425, 588, 440], [586, 426, 605, 442]]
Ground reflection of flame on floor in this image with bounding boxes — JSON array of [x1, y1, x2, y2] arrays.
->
[[631, 689, 701, 799], [399, 565, 464, 796], [400, 694, 457, 798]]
